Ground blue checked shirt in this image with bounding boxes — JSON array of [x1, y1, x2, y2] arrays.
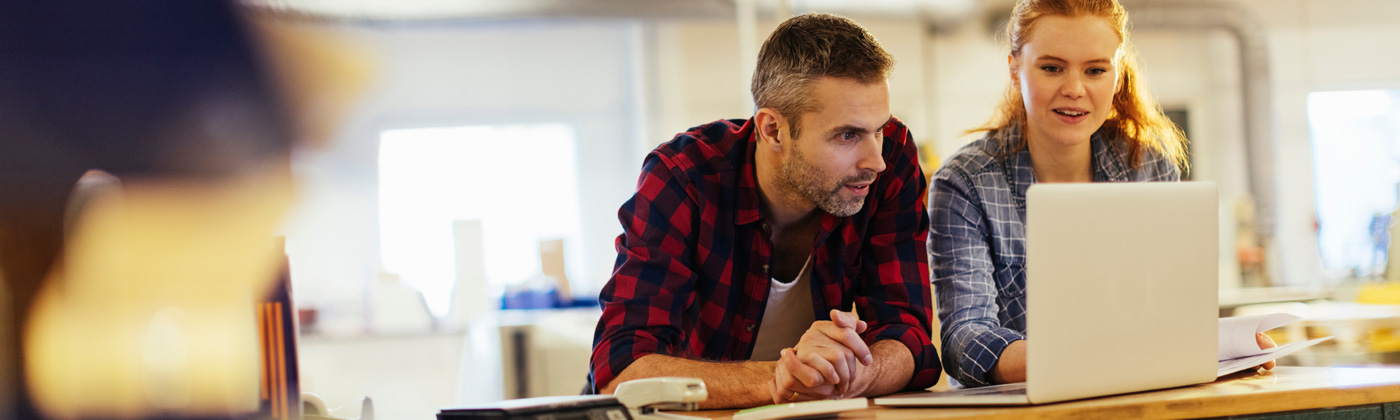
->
[[928, 125, 1179, 387]]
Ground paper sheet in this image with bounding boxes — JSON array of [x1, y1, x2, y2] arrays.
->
[[1218, 313, 1301, 360], [1217, 337, 1332, 377]]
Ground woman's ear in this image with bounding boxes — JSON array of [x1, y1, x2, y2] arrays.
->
[[1115, 60, 1128, 95], [1008, 54, 1020, 91]]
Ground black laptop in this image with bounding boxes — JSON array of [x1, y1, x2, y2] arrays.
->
[[438, 395, 630, 420]]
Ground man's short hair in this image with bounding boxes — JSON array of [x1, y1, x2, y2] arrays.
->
[[750, 13, 894, 138]]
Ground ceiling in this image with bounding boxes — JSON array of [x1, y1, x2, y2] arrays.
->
[[243, 0, 987, 23]]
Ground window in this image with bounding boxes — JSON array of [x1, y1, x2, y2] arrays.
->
[[378, 124, 583, 317], [1309, 90, 1400, 277]]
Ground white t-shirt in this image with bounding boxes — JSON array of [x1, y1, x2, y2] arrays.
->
[[749, 255, 816, 361]]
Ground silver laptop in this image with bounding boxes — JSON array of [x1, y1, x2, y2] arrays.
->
[[876, 182, 1219, 406]]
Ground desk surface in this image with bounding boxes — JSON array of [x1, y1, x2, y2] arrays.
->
[[683, 366, 1400, 420]]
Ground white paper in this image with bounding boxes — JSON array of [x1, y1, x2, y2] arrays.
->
[[732, 398, 868, 420], [1217, 313, 1301, 360], [1217, 337, 1332, 377]]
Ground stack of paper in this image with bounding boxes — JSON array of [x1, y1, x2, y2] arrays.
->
[[1217, 313, 1332, 377]]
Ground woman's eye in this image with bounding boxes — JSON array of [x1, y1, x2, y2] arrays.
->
[[1088, 68, 1108, 75], [1040, 65, 1061, 73]]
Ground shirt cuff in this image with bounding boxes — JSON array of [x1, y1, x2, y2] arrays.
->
[[954, 327, 1026, 387], [865, 323, 941, 390]]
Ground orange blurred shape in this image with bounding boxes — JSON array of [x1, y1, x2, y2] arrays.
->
[[246, 13, 376, 149], [24, 167, 292, 419]]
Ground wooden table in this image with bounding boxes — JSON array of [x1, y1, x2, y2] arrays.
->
[[681, 367, 1400, 419]]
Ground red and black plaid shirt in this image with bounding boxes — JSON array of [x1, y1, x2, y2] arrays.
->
[[588, 117, 940, 392]]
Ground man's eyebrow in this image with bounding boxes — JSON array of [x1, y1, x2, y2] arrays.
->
[[829, 124, 874, 135], [828, 116, 893, 135]]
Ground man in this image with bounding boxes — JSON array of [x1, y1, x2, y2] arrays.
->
[[588, 13, 940, 408]]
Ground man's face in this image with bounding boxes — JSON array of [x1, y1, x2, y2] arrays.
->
[[780, 76, 891, 217]]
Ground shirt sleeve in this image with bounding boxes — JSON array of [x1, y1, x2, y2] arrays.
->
[[588, 151, 699, 392], [927, 167, 1025, 387], [854, 125, 942, 391]]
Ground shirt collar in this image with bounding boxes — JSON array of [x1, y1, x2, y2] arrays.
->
[[998, 124, 1130, 209], [1090, 128, 1131, 182], [735, 119, 763, 225]]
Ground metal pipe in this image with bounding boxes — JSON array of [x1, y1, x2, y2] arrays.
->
[[1127, 1, 1281, 282], [1128, 1, 1275, 233]]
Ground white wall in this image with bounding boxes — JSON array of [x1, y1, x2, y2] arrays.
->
[[284, 20, 650, 415], [649, 18, 932, 157], [1230, 0, 1400, 284], [284, 20, 646, 333]]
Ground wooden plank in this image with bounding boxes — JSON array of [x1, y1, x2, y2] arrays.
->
[[675, 367, 1400, 420]]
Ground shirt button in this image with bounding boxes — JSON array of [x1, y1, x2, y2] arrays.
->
[[746, 324, 756, 332]]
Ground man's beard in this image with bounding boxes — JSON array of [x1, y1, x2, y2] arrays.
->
[[780, 144, 878, 217]]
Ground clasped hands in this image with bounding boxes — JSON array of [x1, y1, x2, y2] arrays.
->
[[768, 309, 873, 403]]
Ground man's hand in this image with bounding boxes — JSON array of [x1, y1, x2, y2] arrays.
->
[[602, 354, 778, 409], [1256, 332, 1277, 370], [770, 347, 837, 402], [769, 309, 873, 402]]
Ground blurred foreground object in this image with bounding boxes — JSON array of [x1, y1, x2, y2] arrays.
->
[[258, 238, 302, 420], [26, 171, 292, 418], [244, 11, 376, 150], [0, 1, 299, 418]]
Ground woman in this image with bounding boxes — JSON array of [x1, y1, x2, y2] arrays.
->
[[928, 0, 1273, 387]]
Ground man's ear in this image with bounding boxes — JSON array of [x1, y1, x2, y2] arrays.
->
[[754, 107, 786, 152]]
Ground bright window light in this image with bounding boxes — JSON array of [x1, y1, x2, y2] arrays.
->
[[379, 124, 581, 317], [1309, 90, 1400, 276]]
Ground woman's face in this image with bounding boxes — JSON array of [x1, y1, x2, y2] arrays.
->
[[1012, 15, 1121, 150]]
